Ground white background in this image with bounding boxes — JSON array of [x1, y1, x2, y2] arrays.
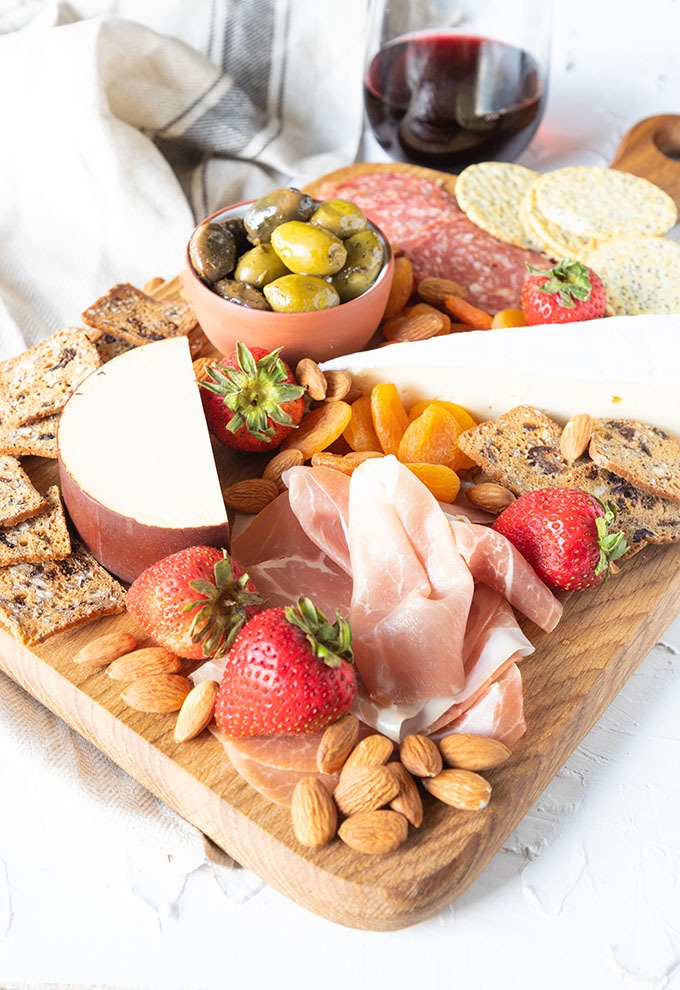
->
[[1, 0, 680, 988]]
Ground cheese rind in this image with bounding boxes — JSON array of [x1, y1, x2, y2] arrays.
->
[[58, 336, 229, 583], [322, 314, 680, 437]]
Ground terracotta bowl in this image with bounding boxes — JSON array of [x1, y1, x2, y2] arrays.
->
[[182, 199, 394, 366]]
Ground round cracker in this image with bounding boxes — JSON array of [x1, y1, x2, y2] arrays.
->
[[582, 235, 680, 315], [534, 166, 678, 241], [455, 162, 538, 249], [518, 183, 595, 260]]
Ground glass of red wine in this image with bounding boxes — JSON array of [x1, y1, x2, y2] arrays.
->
[[363, 0, 551, 173]]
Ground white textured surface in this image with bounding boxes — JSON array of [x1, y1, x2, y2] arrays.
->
[[1, 1, 680, 988]]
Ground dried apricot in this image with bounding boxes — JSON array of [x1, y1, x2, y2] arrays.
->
[[383, 255, 414, 319], [282, 401, 352, 459], [491, 308, 528, 329], [407, 400, 478, 469], [397, 404, 470, 472], [311, 450, 384, 475], [405, 463, 460, 502], [370, 383, 410, 456], [343, 394, 382, 451]]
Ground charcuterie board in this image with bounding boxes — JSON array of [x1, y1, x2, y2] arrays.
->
[[1, 119, 680, 931]]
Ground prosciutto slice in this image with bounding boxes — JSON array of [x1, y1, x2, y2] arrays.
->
[[348, 457, 474, 704], [432, 662, 526, 747]]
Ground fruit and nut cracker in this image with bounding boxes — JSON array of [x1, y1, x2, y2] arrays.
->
[[0, 540, 126, 646], [458, 405, 680, 556], [581, 236, 680, 316], [82, 283, 197, 348], [0, 485, 71, 567], [0, 412, 59, 459], [455, 162, 538, 250], [0, 326, 101, 428], [589, 419, 680, 504], [0, 454, 47, 527]]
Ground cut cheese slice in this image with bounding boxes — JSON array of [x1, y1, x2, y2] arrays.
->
[[58, 336, 229, 583], [323, 314, 680, 437]]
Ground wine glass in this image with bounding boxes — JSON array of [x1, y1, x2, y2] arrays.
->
[[363, 0, 551, 173]]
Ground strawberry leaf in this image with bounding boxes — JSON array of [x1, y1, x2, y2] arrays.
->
[[285, 597, 353, 668]]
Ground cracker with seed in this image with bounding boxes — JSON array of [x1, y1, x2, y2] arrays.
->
[[81, 283, 197, 347], [90, 331, 137, 365], [534, 166, 678, 242], [519, 183, 595, 260], [0, 326, 101, 429], [581, 236, 680, 315], [0, 412, 60, 458], [455, 162, 539, 249], [0, 454, 47, 526], [0, 540, 126, 646], [0, 485, 71, 566], [589, 419, 680, 504]]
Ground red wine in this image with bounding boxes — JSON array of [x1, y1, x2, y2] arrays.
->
[[364, 33, 545, 172]]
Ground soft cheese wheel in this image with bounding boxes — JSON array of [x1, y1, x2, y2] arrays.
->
[[58, 336, 229, 583], [322, 314, 680, 438]]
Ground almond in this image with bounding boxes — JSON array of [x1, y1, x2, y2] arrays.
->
[[338, 809, 409, 854], [333, 765, 399, 816], [174, 679, 219, 743], [222, 477, 279, 514], [399, 734, 443, 778], [438, 733, 511, 771], [73, 630, 139, 666], [295, 358, 327, 401], [465, 482, 516, 514], [422, 769, 491, 811], [323, 369, 353, 401], [316, 714, 360, 773], [342, 733, 394, 772], [262, 447, 305, 489], [107, 646, 183, 681], [386, 312, 443, 343], [387, 762, 424, 828], [121, 673, 193, 713], [560, 413, 592, 462], [291, 776, 338, 847], [143, 276, 165, 295], [416, 276, 467, 307]]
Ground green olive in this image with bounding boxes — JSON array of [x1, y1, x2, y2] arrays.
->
[[310, 198, 369, 239], [244, 187, 314, 244], [332, 230, 385, 302], [212, 278, 271, 310], [234, 244, 291, 288], [270, 221, 347, 277], [189, 221, 236, 282], [263, 274, 340, 313]]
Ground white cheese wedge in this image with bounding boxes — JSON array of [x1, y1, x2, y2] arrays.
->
[[323, 314, 680, 436], [58, 336, 229, 583]]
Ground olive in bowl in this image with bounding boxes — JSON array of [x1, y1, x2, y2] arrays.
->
[[181, 188, 394, 365]]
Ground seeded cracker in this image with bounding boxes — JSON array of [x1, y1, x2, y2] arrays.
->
[[90, 332, 136, 365], [589, 419, 680, 504], [534, 166, 678, 242], [0, 454, 46, 526], [0, 327, 101, 429], [82, 283, 197, 347], [455, 162, 539, 249], [0, 486, 71, 566], [0, 412, 59, 458], [519, 182, 596, 260], [0, 540, 126, 646], [581, 236, 680, 315]]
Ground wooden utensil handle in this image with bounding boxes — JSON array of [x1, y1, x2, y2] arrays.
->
[[610, 113, 680, 210]]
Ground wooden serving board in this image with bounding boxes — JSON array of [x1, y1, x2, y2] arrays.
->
[[1, 119, 680, 932]]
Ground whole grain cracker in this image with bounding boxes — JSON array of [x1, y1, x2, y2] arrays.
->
[[0, 485, 71, 566], [534, 166, 678, 241], [0, 454, 47, 526], [455, 162, 538, 249], [0, 327, 101, 428], [0, 540, 126, 646], [81, 283, 197, 347], [589, 418, 680, 504], [0, 412, 60, 458], [581, 236, 680, 315]]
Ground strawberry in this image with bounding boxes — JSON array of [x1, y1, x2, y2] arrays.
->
[[521, 259, 607, 325], [126, 546, 263, 660], [200, 341, 306, 452], [214, 597, 356, 736], [492, 488, 628, 592]]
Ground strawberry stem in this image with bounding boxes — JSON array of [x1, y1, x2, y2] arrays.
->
[[182, 551, 264, 657], [526, 259, 594, 309], [285, 597, 353, 668], [594, 500, 629, 578]]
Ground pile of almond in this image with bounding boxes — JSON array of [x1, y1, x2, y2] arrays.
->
[[291, 715, 511, 855]]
